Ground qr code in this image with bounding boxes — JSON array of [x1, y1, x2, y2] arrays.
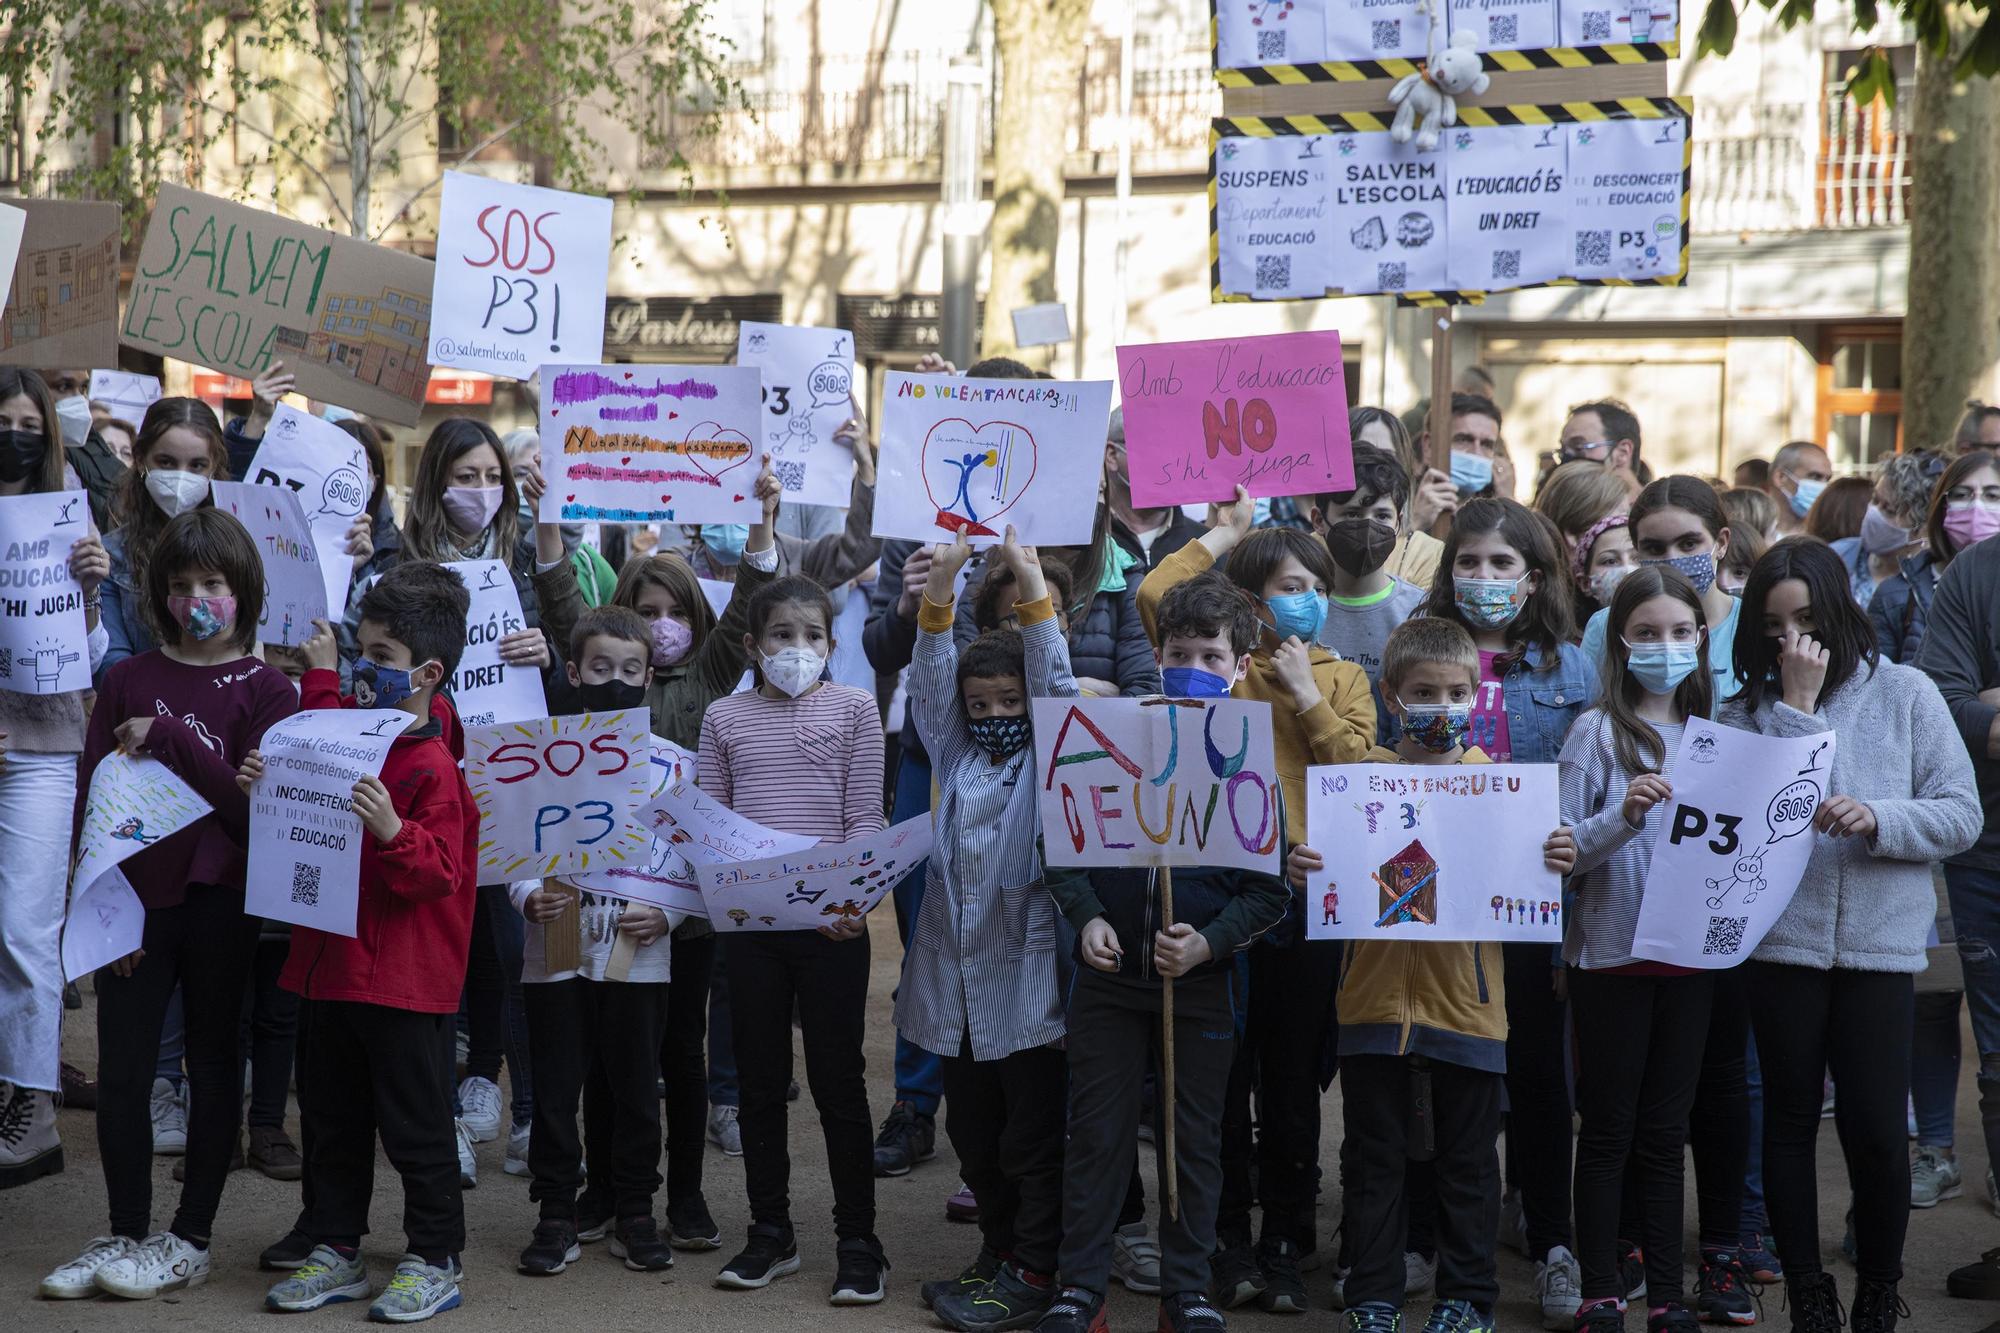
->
[[1575, 229, 1612, 268], [1370, 18, 1401, 49], [1376, 261, 1408, 291], [1491, 249, 1521, 282], [1488, 14, 1518, 43], [290, 862, 321, 908], [772, 459, 806, 492], [1254, 253, 1292, 293], [1257, 28, 1286, 60], [1581, 9, 1612, 39], [1702, 915, 1749, 956]]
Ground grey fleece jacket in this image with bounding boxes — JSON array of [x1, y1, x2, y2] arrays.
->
[[1719, 660, 1981, 973]]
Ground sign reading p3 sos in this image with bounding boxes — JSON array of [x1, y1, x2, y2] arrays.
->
[[465, 709, 653, 878]]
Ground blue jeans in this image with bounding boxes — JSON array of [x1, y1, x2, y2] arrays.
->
[[1741, 1028, 1767, 1234], [890, 753, 942, 1117], [1946, 863, 2000, 1173], [1912, 990, 1963, 1148]]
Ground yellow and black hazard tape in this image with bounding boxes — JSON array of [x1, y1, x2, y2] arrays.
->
[[1207, 96, 1693, 309], [1212, 42, 1678, 88]]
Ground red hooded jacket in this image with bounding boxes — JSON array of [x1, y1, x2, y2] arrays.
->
[[279, 670, 479, 1013]]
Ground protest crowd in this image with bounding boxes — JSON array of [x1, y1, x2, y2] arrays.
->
[[9, 338, 2000, 1333]]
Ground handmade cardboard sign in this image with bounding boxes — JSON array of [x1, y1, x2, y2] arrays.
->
[[442, 561, 547, 728], [465, 709, 654, 878], [244, 708, 405, 936], [698, 813, 932, 932], [0, 489, 92, 695], [430, 173, 612, 378], [573, 738, 708, 914], [1032, 696, 1281, 874], [874, 372, 1112, 547], [245, 404, 368, 619], [72, 751, 212, 903], [734, 322, 857, 507], [62, 867, 145, 982], [209, 480, 327, 646], [123, 184, 436, 424], [0, 197, 120, 367], [1115, 331, 1353, 509], [88, 370, 163, 423], [1630, 720, 1833, 968], [1304, 762, 1561, 941], [538, 363, 763, 525]]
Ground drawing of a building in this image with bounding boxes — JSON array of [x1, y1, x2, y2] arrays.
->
[[288, 284, 432, 400], [2, 230, 118, 353], [1374, 838, 1439, 927]]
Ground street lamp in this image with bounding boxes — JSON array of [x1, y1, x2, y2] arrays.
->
[[941, 54, 985, 372]]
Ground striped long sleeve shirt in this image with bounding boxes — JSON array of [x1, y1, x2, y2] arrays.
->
[[1558, 709, 1684, 970], [695, 682, 886, 849]]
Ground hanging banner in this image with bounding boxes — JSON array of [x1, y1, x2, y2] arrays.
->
[[538, 363, 762, 525], [1211, 0, 1676, 74], [429, 172, 613, 378], [244, 707, 405, 937], [1444, 123, 1571, 291], [245, 403, 368, 618], [0, 489, 92, 696], [441, 560, 547, 728], [1304, 762, 1562, 941], [72, 751, 213, 903], [1214, 135, 1338, 300], [1630, 720, 1834, 969], [697, 812, 932, 932], [209, 480, 328, 646], [1032, 696, 1281, 874], [734, 322, 858, 507], [0, 197, 120, 367], [464, 709, 654, 879]]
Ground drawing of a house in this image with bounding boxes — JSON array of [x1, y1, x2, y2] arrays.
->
[[2, 231, 118, 353], [1373, 838, 1439, 927], [286, 284, 433, 398]]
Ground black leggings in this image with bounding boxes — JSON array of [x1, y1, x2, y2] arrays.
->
[[1748, 962, 1913, 1284], [1503, 942, 1573, 1260]]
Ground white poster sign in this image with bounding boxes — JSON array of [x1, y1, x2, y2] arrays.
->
[[209, 480, 328, 646], [464, 709, 653, 879], [639, 775, 818, 867], [1323, 131, 1449, 295], [734, 322, 857, 507], [245, 707, 405, 937], [62, 867, 145, 982], [1305, 762, 1563, 941], [1328, 0, 1432, 58], [0, 489, 91, 695], [72, 751, 213, 901], [0, 202, 22, 312], [1217, 0, 1334, 67], [1448, 0, 1558, 51], [442, 560, 547, 728], [1215, 136, 1337, 299], [1445, 124, 1570, 290], [429, 173, 613, 377], [87, 370, 163, 423], [873, 373, 1113, 547], [573, 737, 710, 915], [1566, 118, 1685, 279], [539, 363, 763, 525], [1630, 720, 1834, 969], [245, 403, 368, 618], [698, 813, 932, 932], [1561, 0, 1678, 45]]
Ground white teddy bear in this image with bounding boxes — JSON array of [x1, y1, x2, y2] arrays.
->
[[1388, 4, 1491, 151]]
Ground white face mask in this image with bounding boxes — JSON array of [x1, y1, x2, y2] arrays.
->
[[761, 647, 826, 698], [145, 469, 211, 518], [55, 395, 92, 448]]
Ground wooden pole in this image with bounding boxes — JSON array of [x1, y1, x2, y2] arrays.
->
[[1160, 864, 1179, 1220], [1427, 305, 1456, 477]]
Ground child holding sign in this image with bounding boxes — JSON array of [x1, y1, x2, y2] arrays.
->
[[43, 509, 296, 1303], [1287, 617, 1576, 1333], [1557, 567, 1716, 1333]]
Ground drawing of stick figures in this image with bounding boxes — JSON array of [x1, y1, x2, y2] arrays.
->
[[1491, 895, 1504, 921], [946, 451, 987, 523]]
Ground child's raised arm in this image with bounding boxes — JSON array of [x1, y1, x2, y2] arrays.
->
[[910, 532, 977, 759]]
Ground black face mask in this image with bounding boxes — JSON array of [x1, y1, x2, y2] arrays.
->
[[0, 429, 48, 484], [574, 678, 647, 713], [1325, 517, 1398, 577]]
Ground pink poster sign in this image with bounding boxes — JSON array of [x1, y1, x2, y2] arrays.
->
[[1115, 330, 1354, 509]]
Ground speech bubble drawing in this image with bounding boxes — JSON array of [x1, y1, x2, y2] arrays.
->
[[316, 466, 367, 519], [1766, 778, 1822, 845], [807, 361, 852, 412]]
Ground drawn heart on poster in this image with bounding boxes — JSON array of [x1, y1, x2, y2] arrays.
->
[[679, 422, 755, 492], [919, 418, 1038, 538]]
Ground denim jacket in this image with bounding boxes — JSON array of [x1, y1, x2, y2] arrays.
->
[[1498, 640, 1597, 764]]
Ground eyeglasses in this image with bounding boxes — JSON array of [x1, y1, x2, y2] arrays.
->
[[1561, 440, 1613, 461]]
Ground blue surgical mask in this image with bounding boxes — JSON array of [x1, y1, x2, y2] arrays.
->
[[1398, 701, 1472, 754], [1266, 589, 1328, 643], [1644, 550, 1717, 597], [1787, 475, 1826, 519], [1622, 641, 1703, 694], [700, 523, 749, 564], [1162, 666, 1234, 699], [354, 659, 423, 709], [1452, 574, 1529, 629], [1450, 450, 1493, 494]]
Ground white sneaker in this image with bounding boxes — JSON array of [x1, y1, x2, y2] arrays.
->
[[503, 1121, 530, 1178], [707, 1103, 742, 1157], [1535, 1246, 1583, 1331], [1405, 1250, 1437, 1295], [94, 1231, 211, 1299], [40, 1235, 139, 1299], [1111, 1221, 1161, 1294], [457, 1076, 502, 1143], [150, 1078, 186, 1156], [0, 1084, 63, 1187], [456, 1119, 477, 1190]]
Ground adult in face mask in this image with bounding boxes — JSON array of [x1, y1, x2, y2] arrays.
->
[[1765, 440, 1833, 538], [1828, 450, 1941, 609], [39, 367, 129, 532], [99, 398, 231, 675], [1870, 449, 2000, 667]]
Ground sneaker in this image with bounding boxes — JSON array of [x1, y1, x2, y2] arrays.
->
[[367, 1255, 462, 1323], [872, 1099, 936, 1177], [1695, 1251, 1757, 1327], [667, 1194, 722, 1251], [94, 1231, 210, 1299], [829, 1236, 888, 1305], [1210, 1240, 1266, 1309], [716, 1225, 800, 1289], [455, 1119, 476, 1189], [262, 1227, 317, 1271], [1576, 1298, 1626, 1333], [707, 1103, 742, 1157], [1114, 1221, 1162, 1295], [456, 1076, 501, 1142], [1035, 1286, 1108, 1333], [936, 1260, 1056, 1330], [1738, 1235, 1782, 1286], [1536, 1246, 1583, 1330], [924, 1245, 1003, 1310], [503, 1121, 530, 1178], [266, 1245, 372, 1311], [947, 1181, 981, 1222], [1159, 1290, 1228, 1332], [1617, 1241, 1647, 1305], [1419, 1299, 1494, 1333], [40, 1235, 138, 1299], [518, 1218, 581, 1275], [1257, 1237, 1308, 1313], [1498, 1188, 1530, 1258], [1647, 1303, 1700, 1333], [1911, 1145, 1963, 1208], [1330, 1263, 1353, 1311], [611, 1215, 674, 1272], [1849, 1276, 1906, 1333], [1948, 1247, 2000, 1300], [0, 1084, 63, 1188], [1346, 1302, 1402, 1333], [1406, 1251, 1438, 1296], [248, 1124, 303, 1182], [149, 1077, 186, 1155], [1783, 1271, 1843, 1333], [577, 1191, 611, 1243]]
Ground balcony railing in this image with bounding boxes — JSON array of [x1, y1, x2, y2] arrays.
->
[[1694, 88, 1912, 234]]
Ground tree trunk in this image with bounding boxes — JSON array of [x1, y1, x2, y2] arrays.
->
[[982, 0, 1091, 368], [346, 0, 372, 237], [1905, 14, 2000, 450]]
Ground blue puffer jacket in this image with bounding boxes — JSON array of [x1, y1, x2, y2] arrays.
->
[[1868, 549, 1939, 665]]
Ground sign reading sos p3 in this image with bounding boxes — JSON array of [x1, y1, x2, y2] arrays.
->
[[429, 172, 614, 379], [464, 709, 653, 879]]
